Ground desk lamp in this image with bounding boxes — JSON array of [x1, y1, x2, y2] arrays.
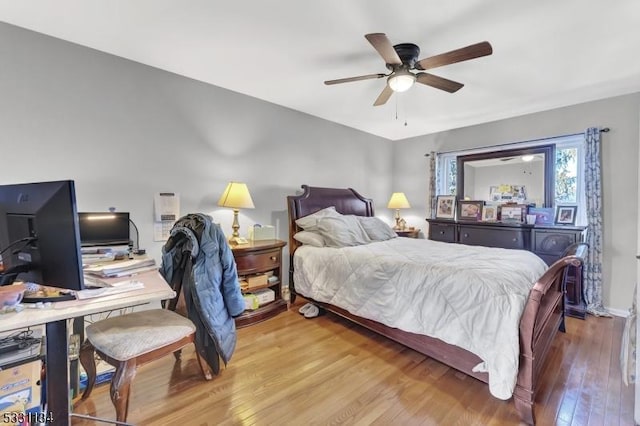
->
[[387, 192, 411, 230], [217, 182, 255, 244]]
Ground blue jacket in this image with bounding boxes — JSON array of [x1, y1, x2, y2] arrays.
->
[[161, 213, 244, 366]]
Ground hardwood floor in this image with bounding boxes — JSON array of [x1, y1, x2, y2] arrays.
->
[[72, 302, 635, 425]]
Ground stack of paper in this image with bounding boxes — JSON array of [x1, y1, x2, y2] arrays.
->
[[75, 280, 145, 300], [84, 258, 157, 279], [81, 245, 130, 255], [82, 252, 116, 265], [84, 274, 135, 288]]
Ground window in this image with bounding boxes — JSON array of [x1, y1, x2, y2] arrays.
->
[[435, 134, 585, 224], [555, 147, 578, 203], [445, 157, 457, 195], [554, 135, 585, 224], [436, 152, 456, 197]]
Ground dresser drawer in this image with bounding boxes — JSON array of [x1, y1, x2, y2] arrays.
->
[[428, 222, 456, 242], [459, 226, 527, 250], [234, 249, 281, 274], [533, 231, 577, 256]]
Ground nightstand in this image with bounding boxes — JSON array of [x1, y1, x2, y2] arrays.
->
[[231, 239, 287, 328], [396, 228, 420, 238]]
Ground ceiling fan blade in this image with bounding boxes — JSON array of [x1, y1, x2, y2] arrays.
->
[[415, 41, 493, 71], [416, 73, 464, 93], [324, 73, 386, 85], [373, 85, 394, 106], [365, 33, 402, 65]]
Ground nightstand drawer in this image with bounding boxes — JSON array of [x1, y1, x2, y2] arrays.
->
[[234, 249, 281, 275]]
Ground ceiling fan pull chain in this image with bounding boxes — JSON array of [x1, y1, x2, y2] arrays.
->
[[395, 93, 408, 126], [403, 100, 408, 127], [395, 95, 399, 121]]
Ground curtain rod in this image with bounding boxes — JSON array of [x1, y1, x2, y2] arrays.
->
[[424, 127, 610, 157]]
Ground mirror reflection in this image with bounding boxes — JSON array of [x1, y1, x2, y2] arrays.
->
[[456, 145, 555, 207]]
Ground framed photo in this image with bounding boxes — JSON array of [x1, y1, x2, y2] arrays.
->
[[458, 200, 483, 221], [435, 195, 456, 219], [555, 205, 577, 225], [500, 204, 526, 223], [481, 204, 498, 222], [528, 207, 555, 225]]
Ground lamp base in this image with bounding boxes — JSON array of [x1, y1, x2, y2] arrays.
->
[[228, 236, 249, 245], [394, 209, 403, 230]]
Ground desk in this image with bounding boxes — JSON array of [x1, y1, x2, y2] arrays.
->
[[0, 271, 175, 426]]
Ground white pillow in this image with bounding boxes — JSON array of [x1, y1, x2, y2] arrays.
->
[[357, 216, 397, 241], [295, 206, 341, 231], [316, 215, 371, 248], [293, 231, 326, 247]]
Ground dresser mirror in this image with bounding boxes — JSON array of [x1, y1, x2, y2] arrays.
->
[[456, 144, 555, 207]]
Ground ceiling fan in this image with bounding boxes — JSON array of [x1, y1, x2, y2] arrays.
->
[[324, 33, 493, 106]]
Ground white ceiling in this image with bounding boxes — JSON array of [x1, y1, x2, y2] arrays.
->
[[2, 1, 640, 141]]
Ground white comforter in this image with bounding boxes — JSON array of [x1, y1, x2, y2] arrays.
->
[[293, 237, 548, 400]]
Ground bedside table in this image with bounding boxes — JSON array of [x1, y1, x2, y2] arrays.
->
[[231, 239, 287, 328], [396, 229, 420, 238]]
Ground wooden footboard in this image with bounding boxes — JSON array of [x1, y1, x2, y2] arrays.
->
[[513, 255, 582, 424]]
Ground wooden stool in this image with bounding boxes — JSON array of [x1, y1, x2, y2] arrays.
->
[[79, 309, 212, 422]]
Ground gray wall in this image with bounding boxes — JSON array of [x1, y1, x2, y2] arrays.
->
[[393, 94, 640, 312], [0, 23, 392, 282]]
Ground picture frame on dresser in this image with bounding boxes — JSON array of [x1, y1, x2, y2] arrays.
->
[[555, 205, 577, 225], [528, 207, 555, 225], [499, 204, 526, 223], [481, 204, 498, 222], [458, 200, 483, 221], [435, 195, 456, 219]]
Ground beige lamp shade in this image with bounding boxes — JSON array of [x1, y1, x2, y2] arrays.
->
[[217, 182, 255, 244], [387, 192, 411, 209], [217, 182, 255, 209]]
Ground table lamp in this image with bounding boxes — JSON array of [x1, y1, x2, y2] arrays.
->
[[387, 192, 411, 230], [217, 182, 255, 244]]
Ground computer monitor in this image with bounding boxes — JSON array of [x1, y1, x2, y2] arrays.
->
[[78, 212, 131, 247], [0, 180, 85, 291]]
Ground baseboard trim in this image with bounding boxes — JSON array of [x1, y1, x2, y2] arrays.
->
[[606, 307, 630, 318]]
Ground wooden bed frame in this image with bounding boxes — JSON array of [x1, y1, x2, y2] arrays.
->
[[287, 185, 583, 425]]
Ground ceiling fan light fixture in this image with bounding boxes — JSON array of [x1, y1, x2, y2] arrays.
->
[[521, 155, 535, 162], [388, 70, 416, 92]]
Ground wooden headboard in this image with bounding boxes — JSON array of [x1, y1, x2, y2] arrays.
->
[[287, 185, 374, 254]]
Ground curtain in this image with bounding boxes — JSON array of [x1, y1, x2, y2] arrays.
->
[[583, 127, 610, 317], [428, 151, 437, 218]]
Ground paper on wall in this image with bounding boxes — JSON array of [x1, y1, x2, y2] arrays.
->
[[154, 192, 179, 241], [154, 192, 180, 222]]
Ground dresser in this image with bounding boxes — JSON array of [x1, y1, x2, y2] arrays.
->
[[426, 219, 588, 318], [231, 240, 287, 327]]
